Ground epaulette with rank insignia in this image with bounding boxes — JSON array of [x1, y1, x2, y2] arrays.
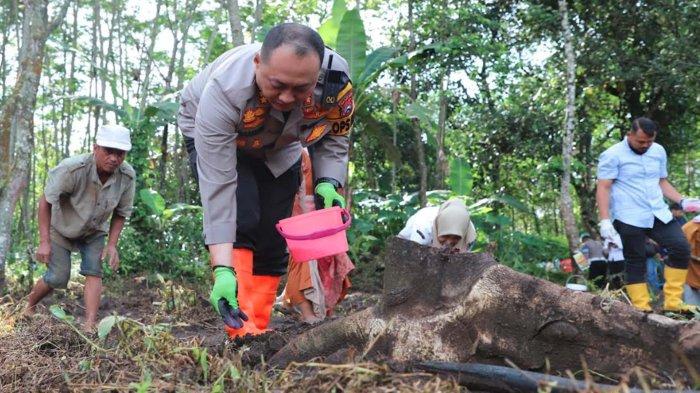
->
[[320, 54, 351, 110]]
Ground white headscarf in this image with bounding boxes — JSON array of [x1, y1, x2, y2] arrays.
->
[[431, 199, 476, 252]]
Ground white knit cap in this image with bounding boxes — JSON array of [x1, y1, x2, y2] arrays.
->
[[96, 124, 132, 151]]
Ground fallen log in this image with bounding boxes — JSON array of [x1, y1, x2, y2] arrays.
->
[[270, 238, 700, 384], [416, 361, 682, 393]]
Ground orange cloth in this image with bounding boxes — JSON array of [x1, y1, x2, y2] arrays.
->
[[682, 221, 700, 289], [285, 259, 314, 305], [283, 150, 354, 318]]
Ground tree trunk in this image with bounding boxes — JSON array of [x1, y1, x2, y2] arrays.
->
[[62, 1, 78, 158], [202, 27, 219, 67], [0, 0, 70, 290], [251, 0, 264, 41], [558, 0, 579, 253], [115, 2, 126, 100], [160, 0, 198, 191], [390, 88, 398, 192], [221, 0, 244, 47], [270, 238, 700, 385], [137, 0, 162, 112], [0, 3, 12, 100], [436, 71, 448, 190], [92, 0, 103, 138], [61, 2, 79, 158], [408, 0, 427, 207]]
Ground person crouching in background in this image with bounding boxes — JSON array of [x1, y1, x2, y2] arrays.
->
[[398, 199, 476, 253]]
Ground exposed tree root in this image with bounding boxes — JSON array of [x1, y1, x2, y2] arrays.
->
[[271, 238, 700, 385]]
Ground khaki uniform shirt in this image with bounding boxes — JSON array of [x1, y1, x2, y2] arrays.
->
[[44, 153, 136, 250], [178, 43, 354, 244]]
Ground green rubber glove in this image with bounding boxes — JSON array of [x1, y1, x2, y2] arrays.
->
[[315, 182, 346, 209], [210, 267, 247, 328]]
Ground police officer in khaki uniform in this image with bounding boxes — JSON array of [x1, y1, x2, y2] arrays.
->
[[178, 23, 353, 337], [25, 125, 136, 332]]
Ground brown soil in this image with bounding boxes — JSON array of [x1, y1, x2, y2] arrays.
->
[[0, 274, 457, 392]]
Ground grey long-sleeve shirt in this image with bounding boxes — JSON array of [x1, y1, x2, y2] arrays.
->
[[177, 43, 353, 245]]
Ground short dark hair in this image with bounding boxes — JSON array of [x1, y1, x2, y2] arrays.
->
[[670, 202, 682, 211], [260, 23, 324, 67], [631, 117, 658, 137]]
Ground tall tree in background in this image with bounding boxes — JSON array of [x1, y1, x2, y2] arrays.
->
[[0, 0, 70, 289], [407, 0, 427, 207], [137, 0, 163, 112], [221, 0, 244, 46], [557, 0, 579, 252]]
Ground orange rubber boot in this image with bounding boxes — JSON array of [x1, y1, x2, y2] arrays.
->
[[250, 274, 282, 330], [224, 248, 264, 338]]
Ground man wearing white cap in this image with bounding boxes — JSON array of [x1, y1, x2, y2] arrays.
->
[[24, 124, 136, 331]]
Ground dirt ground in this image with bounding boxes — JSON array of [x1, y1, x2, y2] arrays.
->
[[0, 274, 464, 392]]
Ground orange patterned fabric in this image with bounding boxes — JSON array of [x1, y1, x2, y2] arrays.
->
[[283, 150, 354, 317], [682, 221, 700, 289]]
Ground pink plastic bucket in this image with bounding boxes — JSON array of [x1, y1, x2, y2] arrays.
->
[[276, 207, 351, 262]]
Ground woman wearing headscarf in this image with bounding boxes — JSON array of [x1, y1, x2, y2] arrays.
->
[[398, 199, 476, 252]]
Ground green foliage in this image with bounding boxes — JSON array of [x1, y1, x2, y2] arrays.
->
[[98, 315, 120, 340], [348, 187, 570, 289], [117, 188, 207, 280], [336, 9, 367, 82], [448, 158, 473, 196], [6, 0, 699, 298], [130, 370, 152, 393], [318, 0, 347, 47], [192, 347, 210, 381]]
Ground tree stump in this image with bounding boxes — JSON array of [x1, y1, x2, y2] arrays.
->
[[270, 238, 700, 382]]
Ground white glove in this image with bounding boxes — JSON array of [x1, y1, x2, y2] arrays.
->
[[609, 233, 623, 248], [693, 214, 700, 223], [681, 198, 700, 213], [599, 219, 619, 241]]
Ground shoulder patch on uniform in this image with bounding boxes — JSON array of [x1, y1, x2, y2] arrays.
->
[[303, 94, 329, 120], [326, 82, 354, 120], [242, 107, 267, 130], [119, 162, 136, 179], [306, 123, 327, 143], [328, 117, 353, 136]]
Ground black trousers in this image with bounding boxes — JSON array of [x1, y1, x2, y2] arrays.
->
[[588, 259, 608, 289], [184, 136, 301, 276], [613, 218, 690, 284], [184, 135, 199, 183], [587, 259, 625, 290], [607, 260, 625, 290], [234, 154, 301, 276]]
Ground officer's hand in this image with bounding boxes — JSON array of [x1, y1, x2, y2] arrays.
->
[[681, 198, 700, 213], [36, 241, 51, 264], [315, 182, 345, 209], [210, 267, 248, 329], [599, 219, 619, 240]]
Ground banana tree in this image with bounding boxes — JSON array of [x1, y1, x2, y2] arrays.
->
[[321, 3, 404, 178], [323, 2, 450, 193]]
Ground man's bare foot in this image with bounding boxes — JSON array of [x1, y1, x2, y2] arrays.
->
[[23, 305, 36, 317], [82, 321, 97, 334]]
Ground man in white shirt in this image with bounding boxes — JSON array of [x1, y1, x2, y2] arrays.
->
[[596, 117, 699, 314]]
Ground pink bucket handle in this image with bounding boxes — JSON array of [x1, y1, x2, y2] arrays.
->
[[276, 209, 352, 241]]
